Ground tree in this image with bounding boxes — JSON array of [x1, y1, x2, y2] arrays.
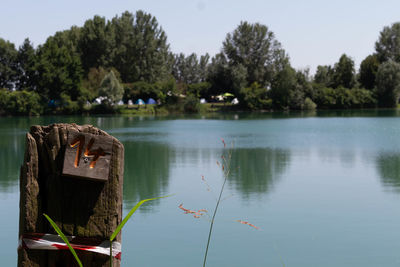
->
[[16, 38, 37, 91], [172, 53, 198, 84], [110, 10, 171, 83], [269, 64, 297, 109], [98, 70, 123, 105], [375, 60, 400, 107], [187, 82, 211, 98], [206, 53, 231, 96], [222, 21, 287, 87], [82, 66, 109, 99], [35, 37, 83, 101], [198, 53, 210, 82], [240, 82, 272, 110], [375, 22, 400, 62], [207, 55, 248, 98], [314, 65, 334, 87], [51, 26, 81, 54], [172, 53, 209, 85], [0, 38, 18, 90], [333, 54, 355, 89], [0, 89, 42, 115], [79, 15, 113, 73], [359, 54, 380, 90]]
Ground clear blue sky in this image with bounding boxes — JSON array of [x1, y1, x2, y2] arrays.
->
[[1, 0, 400, 74]]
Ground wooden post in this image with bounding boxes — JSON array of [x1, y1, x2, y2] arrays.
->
[[18, 123, 124, 267]]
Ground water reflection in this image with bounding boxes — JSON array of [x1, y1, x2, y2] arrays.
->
[[376, 153, 400, 193], [229, 148, 291, 199], [123, 140, 171, 211], [0, 130, 25, 193]]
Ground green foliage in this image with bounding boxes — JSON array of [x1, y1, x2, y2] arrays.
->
[[52, 27, 81, 53], [332, 54, 355, 88], [240, 82, 272, 110], [99, 70, 124, 105], [183, 94, 200, 113], [350, 88, 377, 108], [157, 77, 177, 104], [59, 92, 80, 114], [376, 60, 400, 107], [334, 87, 357, 108], [312, 85, 337, 108], [0, 89, 42, 115], [229, 64, 248, 96], [172, 53, 210, 84], [16, 38, 37, 91], [79, 15, 112, 73], [36, 37, 83, 101], [375, 23, 400, 62], [44, 194, 170, 267], [314, 65, 334, 87], [124, 77, 177, 104], [43, 213, 83, 267], [109, 195, 171, 267], [288, 88, 305, 110], [223, 21, 287, 87], [206, 54, 247, 98], [187, 82, 211, 98], [303, 97, 317, 110], [110, 195, 171, 242], [296, 69, 314, 99], [359, 54, 380, 90], [110, 10, 171, 82], [0, 38, 18, 90], [315, 55, 355, 89], [208, 21, 288, 101], [312, 84, 376, 109], [82, 67, 108, 99], [206, 53, 231, 96], [270, 64, 297, 109], [124, 81, 157, 102], [0, 14, 398, 115]]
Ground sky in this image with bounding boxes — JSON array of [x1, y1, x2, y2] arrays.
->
[[1, 0, 400, 74]]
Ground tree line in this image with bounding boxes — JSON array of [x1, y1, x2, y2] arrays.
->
[[1, 10, 400, 115]]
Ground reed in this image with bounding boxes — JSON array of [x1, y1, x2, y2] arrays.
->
[[202, 139, 232, 267], [108, 195, 172, 267], [43, 195, 171, 267]]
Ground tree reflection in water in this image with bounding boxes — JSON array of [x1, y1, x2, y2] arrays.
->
[[123, 141, 171, 212], [0, 129, 25, 193], [229, 148, 291, 199], [376, 153, 400, 193]]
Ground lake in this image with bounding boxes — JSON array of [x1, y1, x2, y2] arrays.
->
[[2, 110, 400, 266]]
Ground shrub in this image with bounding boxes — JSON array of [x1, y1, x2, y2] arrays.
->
[[311, 84, 377, 109], [303, 97, 317, 110], [187, 82, 211, 98], [124, 78, 177, 105], [183, 94, 200, 113], [59, 92, 80, 114], [0, 89, 43, 115], [98, 70, 124, 106], [240, 82, 272, 110]]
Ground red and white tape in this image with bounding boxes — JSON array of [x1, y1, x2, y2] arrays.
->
[[19, 233, 121, 260]]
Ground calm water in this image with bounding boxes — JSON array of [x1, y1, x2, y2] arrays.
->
[[3, 110, 400, 266]]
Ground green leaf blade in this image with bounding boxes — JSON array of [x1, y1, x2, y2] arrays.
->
[[43, 213, 83, 267], [110, 195, 172, 242]]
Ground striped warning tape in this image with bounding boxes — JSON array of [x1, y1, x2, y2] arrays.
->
[[19, 233, 121, 260]]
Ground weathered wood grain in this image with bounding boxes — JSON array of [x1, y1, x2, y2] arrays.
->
[[18, 124, 124, 267]]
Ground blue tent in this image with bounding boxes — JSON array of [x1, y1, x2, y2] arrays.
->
[[135, 99, 145, 105], [48, 99, 60, 108], [146, 98, 157, 104]]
